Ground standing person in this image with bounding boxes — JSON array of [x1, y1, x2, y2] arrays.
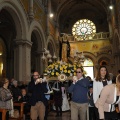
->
[[61, 82, 70, 111], [52, 80, 62, 117], [44, 81, 53, 120], [68, 67, 90, 120], [93, 66, 112, 120], [96, 74, 120, 120], [0, 78, 13, 120], [28, 71, 48, 120], [88, 86, 96, 120]]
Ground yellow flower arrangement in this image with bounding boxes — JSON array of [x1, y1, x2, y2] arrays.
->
[[44, 61, 86, 77]]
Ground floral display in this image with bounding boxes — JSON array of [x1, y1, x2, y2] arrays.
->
[[44, 61, 86, 77]]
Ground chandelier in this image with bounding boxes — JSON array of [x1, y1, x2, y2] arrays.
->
[[74, 51, 85, 65], [41, 48, 57, 63]]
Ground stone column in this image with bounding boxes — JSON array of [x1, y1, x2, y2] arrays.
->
[[116, 55, 120, 72], [46, 0, 51, 36], [14, 39, 32, 82], [107, 14, 113, 41], [29, 0, 34, 22], [35, 51, 45, 74]]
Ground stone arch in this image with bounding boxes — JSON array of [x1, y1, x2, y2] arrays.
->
[[0, 0, 29, 79], [97, 54, 111, 65], [29, 20, 46, 50], [29, 20, 47, 73], [47, 35, 57, 56], [83, 52, 96, 78], [83, 52, 96, 65], [97, 54, 113, 73], [0, 0, 28, 39], [98, 57, 110, 66]]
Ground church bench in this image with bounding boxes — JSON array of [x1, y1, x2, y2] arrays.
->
[[0, 108, 7, 120]]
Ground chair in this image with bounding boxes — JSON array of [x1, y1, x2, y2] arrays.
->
[[0, 108, 7, 120], [9, 102, 24, 120]]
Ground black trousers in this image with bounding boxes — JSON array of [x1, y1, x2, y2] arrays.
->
[[94, 107, 99, 120], [89, 107, 96, 120], [55, 105, 62, 116], [104, 111, 119, 120], [94, 107, 119, 120]]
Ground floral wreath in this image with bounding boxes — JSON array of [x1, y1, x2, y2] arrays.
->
[[58, 74, 67, 81]]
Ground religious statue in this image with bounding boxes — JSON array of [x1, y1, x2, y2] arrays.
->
[[59, 34, 71, 62]]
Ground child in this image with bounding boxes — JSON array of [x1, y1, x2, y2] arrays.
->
[[18, 88, 30, 119], [88, 86, 96, 120]]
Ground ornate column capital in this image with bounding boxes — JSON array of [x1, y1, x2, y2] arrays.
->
[[35, 51, 44, 56], [14, 39, 32, 48]]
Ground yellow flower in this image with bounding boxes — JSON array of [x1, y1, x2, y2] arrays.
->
[[56, 72, 59, 76], [68, 70, 71, 73], [60, 67, 63, 70], [74, 67, 77, 70], [51, 72, 54, 75], [65, 66, 67, 69], [64, 70, 67, 73], [74, 72, 76, 76], [68, 64, 72, 67]]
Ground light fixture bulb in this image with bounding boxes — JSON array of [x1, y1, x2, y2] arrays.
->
[[0, 53, 2, 56], [50, 13, 54, 18], [109, 5, 113, 10]]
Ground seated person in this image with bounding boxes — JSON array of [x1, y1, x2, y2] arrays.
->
[[10, 80, 21, 102], [18, 88, 30, 115]]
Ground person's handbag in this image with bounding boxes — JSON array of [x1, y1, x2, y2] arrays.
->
[[13, 109, 19, 118], [10, 109, 20, 118]]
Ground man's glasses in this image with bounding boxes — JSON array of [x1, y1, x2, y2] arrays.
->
[[76, 71, 82, 73]]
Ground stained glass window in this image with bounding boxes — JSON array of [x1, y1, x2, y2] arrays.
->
[[72, 19, 96, 41]]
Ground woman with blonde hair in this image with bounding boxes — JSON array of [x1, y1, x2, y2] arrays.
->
[[96, 74, 120, 120], [0, 78, 13, 120]]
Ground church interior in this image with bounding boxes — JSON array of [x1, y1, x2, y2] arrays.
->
[[0, 0, 120, 119], [0, 0, 120, 82]]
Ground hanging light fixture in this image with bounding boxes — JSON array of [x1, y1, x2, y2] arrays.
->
[[41, 48, 57, 64]]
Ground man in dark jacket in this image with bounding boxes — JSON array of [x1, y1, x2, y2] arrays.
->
[[28, 71, 48, 120]]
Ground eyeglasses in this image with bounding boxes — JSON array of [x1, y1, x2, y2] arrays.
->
[[76, 71, 82, 73], [33, 75, 39, 76]]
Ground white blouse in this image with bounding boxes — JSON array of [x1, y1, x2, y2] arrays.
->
[[93, 79, 112, 104]]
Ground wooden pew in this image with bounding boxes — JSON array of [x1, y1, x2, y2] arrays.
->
[[0, 108, 7, 120], [9, 102, 24, 120]]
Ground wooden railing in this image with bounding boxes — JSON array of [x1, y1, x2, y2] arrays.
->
[[0, 102, 24, 120], [59, 32, 109, 42]]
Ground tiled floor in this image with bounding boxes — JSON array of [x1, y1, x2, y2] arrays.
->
[[47, 111, 71, 120]]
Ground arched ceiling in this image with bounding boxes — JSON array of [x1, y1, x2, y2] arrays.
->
[[51, 0, 112, 34]]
